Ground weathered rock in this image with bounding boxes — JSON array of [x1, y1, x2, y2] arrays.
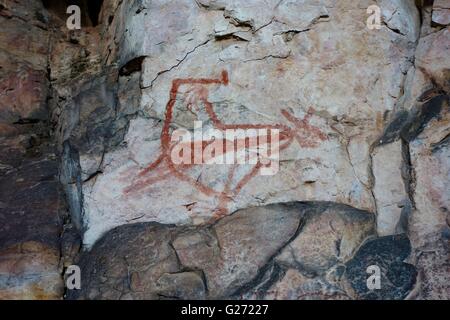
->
[[372, 140, 409, 236], [69, 201, 385, 300], [380, 0, 420, 42], [0, 150, 63, 250], [173, 203, 302, 298], [155, 272, 206, 300], [0, 4, 49, 70], [76, 0, 424, 246], [0, 0, 66, 300], [408, 95, 450, 248], [0, 242, 63, 300], [276, 203, 375, 275], [0, 112, 65, 301], [406, 94, 450, 299], [68, 203, 302, 299], [343, 234, 417, 300], [0, 60, 48, 123], [412, 239, 450, 299], [60, 225, 82, 268], [414, 27, 450, 94], [263, 268, 350, 300], [1, 0, 449, 301], [49, 28, 103, 84], [432, 0, 450, 26], [398, 26, 450, 112]]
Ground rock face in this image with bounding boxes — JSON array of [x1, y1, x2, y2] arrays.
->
[[0, 0, 65, 299], [78, 0, 423, 246], [343, 234, 417, 299], [174, 203, 302, 298], [275, 203, 375, 275], [69, 202, 375, 300], [1, 0, 449, 300]]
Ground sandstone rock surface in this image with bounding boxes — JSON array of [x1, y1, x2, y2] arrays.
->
[[1, 0, 449, 300], [74, 0, 423, 247], [0, 0, 65, 299]]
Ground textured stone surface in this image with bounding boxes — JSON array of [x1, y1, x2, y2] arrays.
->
[[263, 269, 350, 300], [69, 203, 301, 299], [406, 95, 450, 299], [432, 0, 450, 26], [0, 2, 49, 70], [408, 95, 449, 248], [0, 146, 62, 249], [413, 239, 450, 299], [173, 203, 302, 298], [0, 60, 48, 123], [0, 242, 63, 300], [75, 0, 423, 247], [414, 28, 450, 93], [67, 223, 180, 300], [155, 272, 206, 300], [343, 234, 417, 300], [69, 201, 380, 300], [0, 0, 65, 300], [372, 140, 409, 236], [276, 203, 375, 275], [380, 0, 420, 41], [1, 0, 449, 300]]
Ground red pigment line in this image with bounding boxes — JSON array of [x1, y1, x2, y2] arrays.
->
[[280, 108, 327, 147], [166, 160, 219, 197], [170, 133, 289, 164], [124, 169, 173, 195], [138, 154, 165, 177], [200, 96, 293, 133], [279, 134, 294, 151], [215, 163, 238, 215], [233, 161, 263, 195], [125, 69, 328, 221]]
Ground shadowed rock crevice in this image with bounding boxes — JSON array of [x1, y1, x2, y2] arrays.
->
[[0, 0, 69, 299]]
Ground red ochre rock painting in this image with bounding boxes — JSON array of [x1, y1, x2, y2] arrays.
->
[[124, 70, 328, 221]]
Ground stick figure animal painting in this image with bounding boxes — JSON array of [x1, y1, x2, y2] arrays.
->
[[123, 70, 328, 221]]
